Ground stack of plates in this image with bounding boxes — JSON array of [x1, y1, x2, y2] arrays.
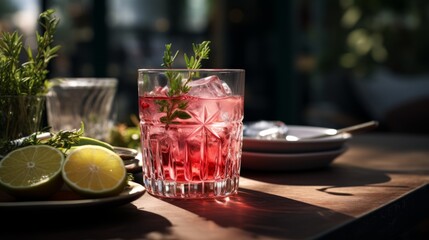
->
[[112, 147, 142, 173], [241, 125, 350, 171]]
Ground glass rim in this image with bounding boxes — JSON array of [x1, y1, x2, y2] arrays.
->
[[51, 77, 118, 82], [138, 69, 245, 73], [49, 78, 118, 87]]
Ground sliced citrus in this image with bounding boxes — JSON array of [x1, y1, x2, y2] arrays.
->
[[62, 145, 127, 198], [0, 145, 64, 199]]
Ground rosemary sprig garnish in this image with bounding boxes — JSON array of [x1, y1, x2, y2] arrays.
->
[[157, 41, 211, 125]]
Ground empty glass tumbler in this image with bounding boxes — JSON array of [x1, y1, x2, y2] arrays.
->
[[46, 78, 117, 141]]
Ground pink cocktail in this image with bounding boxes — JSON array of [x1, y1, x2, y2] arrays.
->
[[138, 69, 245, 199]]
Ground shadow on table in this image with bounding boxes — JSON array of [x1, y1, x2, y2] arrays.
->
[[0, 204, 172, 240], [164, 188, 353, 239], [241, 164, 405, 196]]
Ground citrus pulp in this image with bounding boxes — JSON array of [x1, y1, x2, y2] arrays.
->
[[62, 145, 127, 198], [0, 145, 64, 199]]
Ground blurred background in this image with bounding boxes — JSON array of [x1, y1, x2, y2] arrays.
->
[[1, 0, 429, 134]]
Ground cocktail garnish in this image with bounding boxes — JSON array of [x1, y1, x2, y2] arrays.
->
[[156, 41, 211, 125]]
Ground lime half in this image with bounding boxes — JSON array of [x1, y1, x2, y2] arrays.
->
[[0, 145, 64, 199]]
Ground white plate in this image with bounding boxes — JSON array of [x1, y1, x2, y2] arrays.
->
[[0, 181, 145, 211], [243, 125, 351, 153], [241, 147, 347, 171]]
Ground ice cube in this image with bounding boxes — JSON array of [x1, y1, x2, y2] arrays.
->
[[187, 75, 232, 97]]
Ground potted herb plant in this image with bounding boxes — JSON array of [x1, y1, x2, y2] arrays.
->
[[0, 9, 60, 155]]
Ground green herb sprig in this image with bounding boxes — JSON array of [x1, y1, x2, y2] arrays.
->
[[157, 41, 211, 125], [0, 9, 61, 153], [0, 9, 60, 96], [0, 122, 84, 157]]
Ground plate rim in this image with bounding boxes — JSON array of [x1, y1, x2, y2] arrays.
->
[[243, 125, 352, 143], [0, 181, 145, 209], [242, 146, 347, 158], [113, 146, 139, 157], [242, 125, 351, 153], [241, 146, 347, 171]]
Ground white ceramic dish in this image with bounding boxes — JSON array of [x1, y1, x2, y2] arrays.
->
[[243, 125, 351, 153], [241, 146, 347, 171], [0, 181, 145, 210]]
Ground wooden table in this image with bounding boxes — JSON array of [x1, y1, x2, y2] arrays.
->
[[2, 133, 429, 240]]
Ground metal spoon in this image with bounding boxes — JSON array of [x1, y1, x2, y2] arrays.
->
[[286, 120, 379, 141]]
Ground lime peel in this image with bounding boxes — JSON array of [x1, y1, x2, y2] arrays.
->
[[75, 136, 115, 151]]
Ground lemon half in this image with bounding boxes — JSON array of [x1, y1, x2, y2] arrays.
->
[[62, 145, 127, 198]]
